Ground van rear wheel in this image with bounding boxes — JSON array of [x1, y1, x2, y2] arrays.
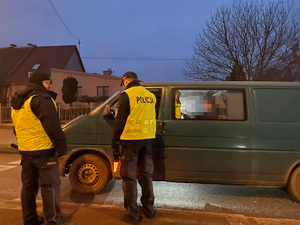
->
[[69, 154, 111, 194], [288, 166, 300, 202]]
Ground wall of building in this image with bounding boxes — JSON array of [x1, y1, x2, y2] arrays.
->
[[6, 69, 122, 107], [64, 51, 85, 72], [50, 68, 122, 106]]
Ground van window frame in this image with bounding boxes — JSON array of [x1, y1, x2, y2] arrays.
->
[[171, 87, 248, 121], [90, 87, 164, 120], [144, 87, 163, 120]]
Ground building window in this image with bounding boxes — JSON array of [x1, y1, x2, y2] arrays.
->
[[32, 64, 41, 70], [77, 86, 83, 97], [97, 86, 109, 97], [173, 89, 246, 121], [28, 71, 33, 78]]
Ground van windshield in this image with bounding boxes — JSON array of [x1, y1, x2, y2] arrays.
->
[[89, 90, 121, 115]]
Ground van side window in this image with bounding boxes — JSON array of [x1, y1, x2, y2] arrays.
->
[[173, 89, 246, 121]]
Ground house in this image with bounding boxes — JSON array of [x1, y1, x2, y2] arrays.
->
[[0, 44, 85, 105], [50, 68, 122, 107], [0, 44, 122, 107]]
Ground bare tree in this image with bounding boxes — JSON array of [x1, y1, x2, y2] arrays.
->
[[183, 0, 300, 81]]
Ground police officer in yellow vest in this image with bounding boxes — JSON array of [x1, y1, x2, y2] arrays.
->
[[112, 72, 156, 225], [11, 71, 74, 225]]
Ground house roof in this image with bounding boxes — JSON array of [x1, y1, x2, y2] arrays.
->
[[1, 45, 85, 84], [0, 46, 32, 83]]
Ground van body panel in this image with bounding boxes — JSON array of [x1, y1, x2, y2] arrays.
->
[[96, 118, 115, 145], [63, 115, 98, 146], [61, 81, 300, 197]]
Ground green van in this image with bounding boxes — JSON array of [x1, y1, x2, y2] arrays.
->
[[59, 81, 300, 202]]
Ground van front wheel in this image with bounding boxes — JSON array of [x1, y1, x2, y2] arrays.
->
[[288, 166, 300, 202], [69, 154, 110, 194]]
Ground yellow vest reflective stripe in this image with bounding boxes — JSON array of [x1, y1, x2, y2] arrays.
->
[[11, 95, 55, 151], [121, 86, 156, 140]]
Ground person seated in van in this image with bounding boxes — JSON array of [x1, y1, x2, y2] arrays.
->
[[175, 90, 182, 119], [215, 95, 227, 120], [203, 96, 218, 120]]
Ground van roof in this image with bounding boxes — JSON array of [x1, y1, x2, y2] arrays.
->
[[141, 81, 300, 87]]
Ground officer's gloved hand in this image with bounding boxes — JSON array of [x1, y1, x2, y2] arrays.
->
[[113, 151, 120, 162], [112, 142, 120, 162]]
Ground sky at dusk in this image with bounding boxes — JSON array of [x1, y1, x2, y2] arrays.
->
[[0, 0, 298, 82]]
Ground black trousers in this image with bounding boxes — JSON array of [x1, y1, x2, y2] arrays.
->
[[120, 144, 155, 220], [21, 154, 63, 225]]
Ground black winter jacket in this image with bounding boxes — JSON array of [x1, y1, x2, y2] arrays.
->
[[11, 82, 67, 157], [111, 80, 152, 154]]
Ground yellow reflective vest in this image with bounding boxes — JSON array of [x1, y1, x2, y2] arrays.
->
[[11, 95, 55, 151], [175, 102, 181, 119], [120, 86, 156, 140]]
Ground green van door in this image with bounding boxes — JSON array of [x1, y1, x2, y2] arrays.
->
[[157, 85, 256, 184]]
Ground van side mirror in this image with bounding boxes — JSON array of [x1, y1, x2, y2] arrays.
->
[[103, 105, 115, 119]]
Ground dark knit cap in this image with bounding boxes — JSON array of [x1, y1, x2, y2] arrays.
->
[[120, 71, 138, 86], [29, 71, 51, 85]]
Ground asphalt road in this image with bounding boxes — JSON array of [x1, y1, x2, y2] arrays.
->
[[1, 126, 300, 224], [1, 153, 300, 222], [0, 125, 16, 148]]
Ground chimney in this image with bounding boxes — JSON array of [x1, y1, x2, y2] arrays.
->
[[27, 43, 36, 47], [10, 44, 17, 48], [103, 68, 113, 76]]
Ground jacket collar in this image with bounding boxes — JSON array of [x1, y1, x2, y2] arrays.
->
[[125, 79, 141, 89], [11, 83, 57, 110], [27, 82, 57, 100]]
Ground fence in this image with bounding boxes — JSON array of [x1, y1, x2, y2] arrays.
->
[[58, 106, 93, 124], [0, 103, 95, 124], [0, 105, 12, 123]]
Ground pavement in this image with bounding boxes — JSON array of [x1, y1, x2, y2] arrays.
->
[[1, 198, 300, 225], [1, 124, 300, 225]]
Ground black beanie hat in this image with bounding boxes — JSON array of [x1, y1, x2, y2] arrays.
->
[[120, 71, 138, 86], [29, 71, 51, 85]]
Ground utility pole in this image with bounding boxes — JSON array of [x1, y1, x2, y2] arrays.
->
[[78, 40, 81, 53]]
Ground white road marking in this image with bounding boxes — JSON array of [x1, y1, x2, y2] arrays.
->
[[0, 165, 17, 172], [8, 160, 21, 165]]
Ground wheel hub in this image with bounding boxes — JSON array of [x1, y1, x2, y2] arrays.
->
[[78, 163, 99, 186]]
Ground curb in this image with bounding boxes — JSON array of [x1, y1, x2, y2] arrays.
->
[[1, 198, 300, 225], [0, 123, 13, 129], [0, 147, 19, 154]]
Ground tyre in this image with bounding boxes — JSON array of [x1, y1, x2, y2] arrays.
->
[[288, 166, 300, 202], [69, 154, 111, 194]]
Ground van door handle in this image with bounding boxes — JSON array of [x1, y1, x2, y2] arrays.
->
[[159, 122, 165, 133]]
